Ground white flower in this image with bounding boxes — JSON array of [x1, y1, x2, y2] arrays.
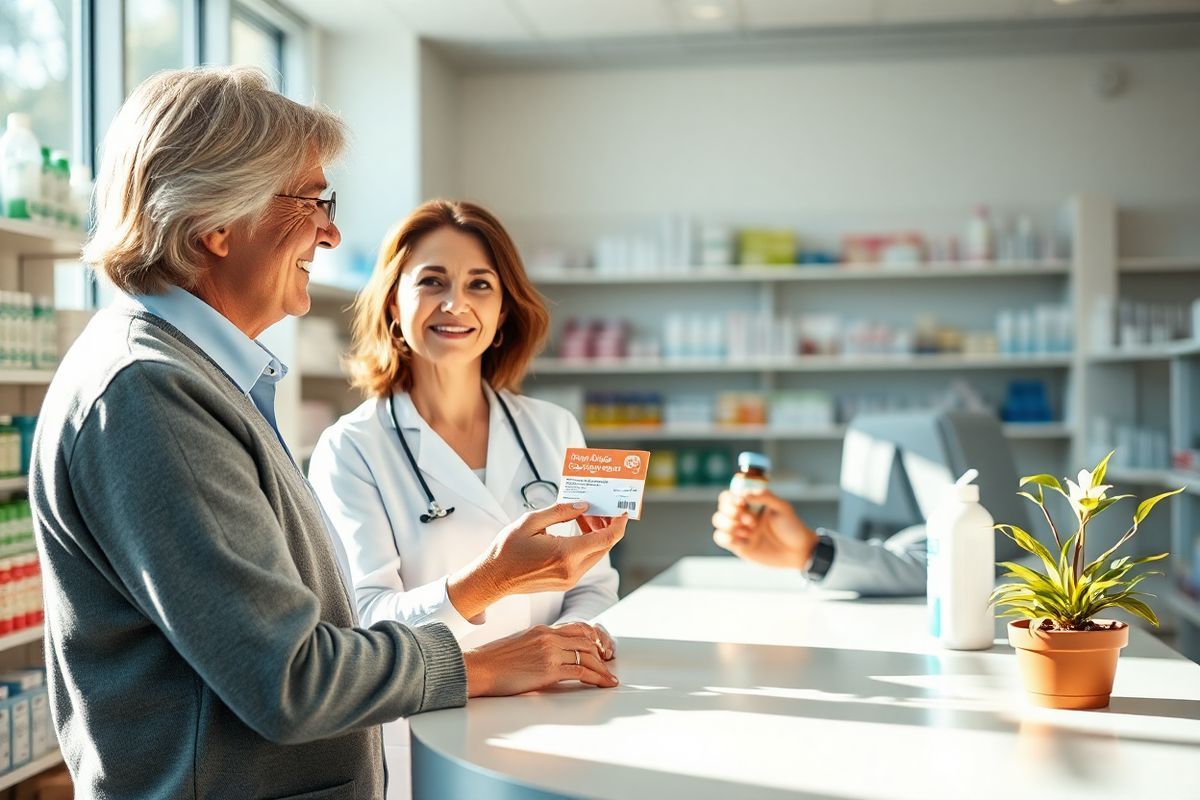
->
[[1065, 468, 1112, 522]]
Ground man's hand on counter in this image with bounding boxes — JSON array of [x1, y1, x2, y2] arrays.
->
[[711, 489, 818, 571], [463, 621, 619, 697]]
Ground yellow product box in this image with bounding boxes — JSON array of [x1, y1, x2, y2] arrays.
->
[[556, 447, 651, 519]]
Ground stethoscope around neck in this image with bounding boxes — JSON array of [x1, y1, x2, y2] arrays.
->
[[387, 389, 560, 523]]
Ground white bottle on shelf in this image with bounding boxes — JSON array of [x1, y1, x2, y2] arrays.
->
[[927, 469, 996, 651], [0, 292, 11, 369], [69, 164, 93, 231], [0, 114, 43, 220], [965, 205, 994, 263], [25, 294, 36, 369]]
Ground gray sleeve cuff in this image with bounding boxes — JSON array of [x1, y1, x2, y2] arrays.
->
[[408, 622, 468, 712], [806, 528, 929, 597]]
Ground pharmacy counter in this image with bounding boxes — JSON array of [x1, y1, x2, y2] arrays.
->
[[410, 557, 1200, 799]]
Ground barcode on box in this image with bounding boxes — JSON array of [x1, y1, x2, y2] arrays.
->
[[617, 501, 638, 511]]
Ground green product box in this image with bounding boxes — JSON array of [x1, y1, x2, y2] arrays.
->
[[675, 449, 704, 487], [737, 229, 797, 266]]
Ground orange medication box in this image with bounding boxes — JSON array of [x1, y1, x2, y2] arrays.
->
[[557, 448, 651, 519]]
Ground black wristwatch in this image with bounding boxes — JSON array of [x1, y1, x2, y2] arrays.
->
[[803, 532, 836, 581]]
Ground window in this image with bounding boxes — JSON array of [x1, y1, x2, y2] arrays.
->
[[0, 0, 74, 152], [124, 0, 186, 94], [231, 7, 283, 91]]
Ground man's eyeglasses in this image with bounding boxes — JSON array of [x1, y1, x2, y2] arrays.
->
[[274, 190, 336, 223]]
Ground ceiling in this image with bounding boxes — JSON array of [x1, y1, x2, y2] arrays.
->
[[281, 0, 1200, 41]]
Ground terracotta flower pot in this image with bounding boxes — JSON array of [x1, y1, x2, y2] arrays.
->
[[1007, 619, 1129, 709]]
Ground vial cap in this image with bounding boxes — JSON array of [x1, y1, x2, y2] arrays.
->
[[737, 451, 771, 473]]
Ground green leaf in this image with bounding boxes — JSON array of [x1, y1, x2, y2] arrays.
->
[[1021, 474, 1067, 497], [997, 607, 1041, 620], [1134, 488, 1185, 527], [1124, 552, 1169, 568], [1106, 596, 1161, 627], [1017, 491, 1045, 508], [1091, 450, 1115, 488], [1056, 532, 1078, 592], [995, 524, 1057, 575], [1090, 494, 1133, 517]]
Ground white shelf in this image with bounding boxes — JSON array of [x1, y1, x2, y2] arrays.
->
[[1000, 422, 1075, 439], [586, 425, 847, 441], [0, 750, 63, 791], [1107, 468, 1199, 496], [0, 477, 28, 494], [308, 282, 359, 304], [300, 366, 349, 380], [1089, 345, 1178, 363], [1164, 585, 1200, 626], [1174, 340, 1200, 358], [645, 483, 840, 503], [0, 217, 84, 255], [531, 260, 1069, 286], [1088, 340, 1200, 363], [533, 353, 1073, 374], [1119, 256, 1200, 274], [0, 369, 55, 385], [0, 625, 42, 655], [585, 423, 1071, 442]]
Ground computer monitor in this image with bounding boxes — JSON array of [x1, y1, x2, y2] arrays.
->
[[837, 411, 1033, 556]]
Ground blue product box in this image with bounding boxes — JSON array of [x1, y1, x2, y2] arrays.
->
[[4, 693, 30, 768], [27, 685, 50, 757], [0, 685, 10, 774]]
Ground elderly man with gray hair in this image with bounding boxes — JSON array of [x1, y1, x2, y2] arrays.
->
[[30, 66, 613, 799]]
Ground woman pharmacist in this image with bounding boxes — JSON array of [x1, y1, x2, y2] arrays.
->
[[308, 199, 624, 798]]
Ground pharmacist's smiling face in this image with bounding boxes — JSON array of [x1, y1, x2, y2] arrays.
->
[[393, 225, 506, 369]]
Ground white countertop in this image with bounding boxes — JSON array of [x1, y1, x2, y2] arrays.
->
[[410, 557, 1200, 800]]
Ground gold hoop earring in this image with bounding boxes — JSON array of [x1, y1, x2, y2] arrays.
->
[[491, 330, 505, 349], [390, 320, 410, 355]]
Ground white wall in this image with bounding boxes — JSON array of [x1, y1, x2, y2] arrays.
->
[[316, 29, 421, 267], [419, 43, 462, 201], [450, 49, 1200, 257]]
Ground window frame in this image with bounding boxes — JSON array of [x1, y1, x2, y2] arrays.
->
[[227, 0, 313, 101]]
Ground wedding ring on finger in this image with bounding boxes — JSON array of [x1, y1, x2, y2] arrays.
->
[[574, 649, 580, 666]]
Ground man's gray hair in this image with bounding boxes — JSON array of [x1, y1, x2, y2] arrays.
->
[[84, 66, 347, 294]]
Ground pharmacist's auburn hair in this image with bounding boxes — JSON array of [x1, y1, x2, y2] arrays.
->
[[348, 200, 549, 397]]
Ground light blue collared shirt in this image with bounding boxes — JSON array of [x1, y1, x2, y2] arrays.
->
[[120, 286, 291, 456]]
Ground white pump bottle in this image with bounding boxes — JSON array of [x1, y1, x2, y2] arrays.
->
[[927, 469, 996, 650]]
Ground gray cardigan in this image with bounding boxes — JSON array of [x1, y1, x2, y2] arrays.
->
[[30, 306, 467, 799]]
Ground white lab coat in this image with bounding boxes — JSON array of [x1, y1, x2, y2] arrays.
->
[[307, 384, 619, 800]]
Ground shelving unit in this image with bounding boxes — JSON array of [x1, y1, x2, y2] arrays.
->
[[1118, 256, 1200, 274], [0, 752, 65, 792], [0, 626, 44, 654], [530, 260, 1069, 285], [532, 353, 1073, 374], [645, 483, 840, 503], [0, 477, 29, 493], [0, 218, 84, 256], [515, 198, 1104, 592], [1075, 203, 1200, 655], [0, 217, 84, 789], [584, 423, 1072, 443], [307, 281, 358, 304], [0, 370, 56, 386]]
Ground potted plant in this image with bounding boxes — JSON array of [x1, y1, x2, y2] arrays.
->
[[991, 451, 1182, 709]]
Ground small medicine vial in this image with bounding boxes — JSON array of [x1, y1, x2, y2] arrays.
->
[[730, 451, 771, 514]]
